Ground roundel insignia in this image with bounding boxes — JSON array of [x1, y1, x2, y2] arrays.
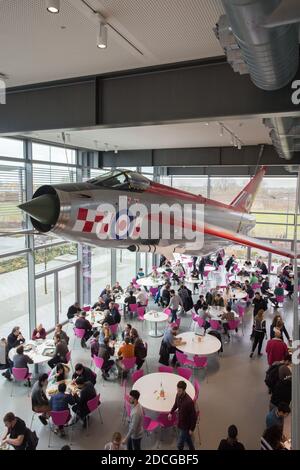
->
[[110, 209, 134, 240]]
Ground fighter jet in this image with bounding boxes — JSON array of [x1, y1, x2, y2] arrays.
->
[[18, 166, 297, 259]]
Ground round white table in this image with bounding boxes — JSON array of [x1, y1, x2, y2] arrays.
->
[[9, 339, 55, 375], [209, 307, 239, 322], [177, 332, 221, 356], [144, 311, 168, 337], [133, 372, 195, 413], [230, 291, 248, 300], [137, 277, 162, 288], [204, 265, 216, 272]]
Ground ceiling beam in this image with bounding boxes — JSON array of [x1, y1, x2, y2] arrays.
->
[[1, 56, 300, 134], [99, 145, 300, 168]]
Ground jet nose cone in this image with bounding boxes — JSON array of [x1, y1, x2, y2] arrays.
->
[[18, 194, 59, 226]]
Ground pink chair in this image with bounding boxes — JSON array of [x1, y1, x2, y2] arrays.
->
[[190, 311, 198, 329], [228, 320, 240, 337], [129, 304, 138, 314], [177, 367, 192, 381], [209, 319, 221, 330], [170, 318, 181, 329], [196, 317, 205, 329], [132, 369, 144, 384], [176, 351, 194, 367], [150, 287, 158, 297], [193, 355, 208, 382], [252, 283, 261, 290], [143, 416, 160, 435], [109, 323, 119, 335], [87, 394, 103, 429], [11, 368, 32, 397], [48, 410, 71, 447], [193, 378, 200, 402], [93, 355, 104, 371], [137, 307, 145, 326], [121, 357, 137, 385], [164, 308, 172, 317], [158, 365, 174, 373], [276, 295, 284, 305], [83, 306, 91, 312], [73, 327, 85, 348], [157, 412, 177, 429]]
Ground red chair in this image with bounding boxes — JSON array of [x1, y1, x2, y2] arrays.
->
[[11, 368, 32, 397], [196, 316, 205, 329], [176, 351, 194, 367], [158, 365, 174, 373], [131, 369, 144, 384], [164, 308, 172, 317], [120, 357, 137, 385], [48, 410, 71, 447], [193, 355, 208, 380], [143, 416, 160, 436], [209, 319, 221, 330], [82, 306, 91, 312], [110, 323, 119, 335], [228, 319, 240, 337], [73, 327, 85, 349], [87, 394, 103, 430], [137, 307, 145, 325], [93, 355, 104, 376], [177, 367, 192, 381], [150, 287, 158, 297], [129, 304, 138, 314]]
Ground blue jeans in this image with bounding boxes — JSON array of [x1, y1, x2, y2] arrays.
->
[[170, 309, 178, 323], [177, 429, 195, 450], [127, 437, 142, 450]]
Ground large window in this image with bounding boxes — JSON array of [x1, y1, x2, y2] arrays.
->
[[32, 143, 76, 165], [91, 247, 111, 302], [35, 275, 55, 332], [0, 137, 23, 159], [172, 176, 208, 197], [117, 250, 136, 288]]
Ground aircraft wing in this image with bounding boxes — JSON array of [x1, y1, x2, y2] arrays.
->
[[204, 223, 298, 259]]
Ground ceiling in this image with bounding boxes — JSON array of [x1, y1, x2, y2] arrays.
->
[[0, 0, 225, 88], [22, 117, 271, 151]]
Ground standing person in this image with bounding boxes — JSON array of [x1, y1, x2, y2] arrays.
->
[[0, 338, 11, 382], [98, 337, 115, 380], [252, 292, 268, 318], [266, 403, 290, 431], [122, 390, 144, 450], [270, 315, 291, 343], [250, 309, 267, 358], [90, 331, 100, 358], [225, 255, 235, 273], [168, 381, 197, 451], [266, 329, 289, 366], [54, 324, 69, 345], [168, 290, 183, 323], [198, 257, 205, 281], [218, 425, 245, 450]]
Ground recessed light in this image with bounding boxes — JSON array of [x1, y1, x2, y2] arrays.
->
[[46, 0, 60, 14]]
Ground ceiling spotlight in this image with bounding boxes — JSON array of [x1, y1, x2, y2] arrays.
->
[[97, 22, 107, 49], [204, 122, 209, 126], [46, 0, 60, 14], [219, 125, 224, 137], [237, 140, 242, 150], [114, 146, 119, 154], [104, 143, 109, 152]]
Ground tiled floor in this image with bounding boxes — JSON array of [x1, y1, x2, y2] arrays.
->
[[0, 287, 295, 450]]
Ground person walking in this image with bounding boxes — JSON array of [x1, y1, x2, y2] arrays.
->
[[168, 381, 197, 450], [250, 309, 267, 358], [122, 390, 144, 450]]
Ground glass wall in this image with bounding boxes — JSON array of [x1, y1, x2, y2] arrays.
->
[[91, 247, 111, 302], [58, 267, 77, 324], [35, 275, 56, 332], [116, 249, 136, 288]]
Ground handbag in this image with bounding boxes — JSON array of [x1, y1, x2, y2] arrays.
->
[[25, 428, 39, 450]]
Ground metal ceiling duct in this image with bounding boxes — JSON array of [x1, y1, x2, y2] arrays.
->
[[220, 0, 299, 91]]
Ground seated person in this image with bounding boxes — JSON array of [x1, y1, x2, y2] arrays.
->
[[125, 291, 137, 316], [32, 324, 46, 340], [49, 382, 75, 436], [237, 267, 249, 277], [205, 290, 213, 306], [90, 331, 100, 358], [72, 377, 97, 428], [101, 290, 114, 309], [101, 309, 115, 326], [99, 285, 111, 297], [199, 305, 212, 331], [1, 412, 28, 450], [125, 282, 137, 294], [31, 373, 50, 425], [274, 283, 284, 298], [116, 337, 135, 377], [92, 296, 106, 311], [109, 301, 121, 324], [136, 288, 148, 307], [12, 345, 33, 385], [54, 324, 69, 345], [48, 334, 69, 369], [260, 262, 269, 275], [121, 324, 132, 341], [159, 326, 186, 367], [112, 281, 123, 295], [218, 424, 245, 450], [221, 306, 236, 340], [249, 274, 259, 286], [194, 295, 206, 313], [0, 337, 10, 381], [105, 432, 126, 450], [244, 260, 252, 268], [48, 362, 70, 383], [213, 293, 225, 307], [98, 337, 115, 380], [72, 363, 96, 385], [132, 335, 147, 370], [7, 326, 25, 351], [136, 268, 145, 279], [75, 311, 93, 348], [67, 302, 81, 320]]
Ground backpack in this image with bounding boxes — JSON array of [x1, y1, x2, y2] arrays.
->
[[25, 428, 39, 450], [265, 363, 280, 392]]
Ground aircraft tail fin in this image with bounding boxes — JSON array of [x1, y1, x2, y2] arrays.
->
[[230, 166, 266, 213]]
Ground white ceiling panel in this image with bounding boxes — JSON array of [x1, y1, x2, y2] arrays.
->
[[0, 0, 224, 87], [22, 118, 271, 151]]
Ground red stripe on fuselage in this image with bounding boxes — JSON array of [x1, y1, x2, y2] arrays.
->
[[147, 182, 241, 212]]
